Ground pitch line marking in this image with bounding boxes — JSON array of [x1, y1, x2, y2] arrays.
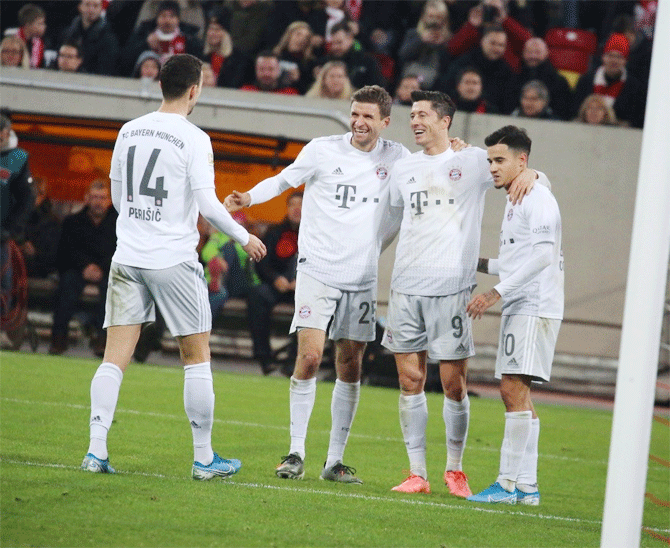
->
[[3, 458, 670, 535], [1, 397, 662, 468]]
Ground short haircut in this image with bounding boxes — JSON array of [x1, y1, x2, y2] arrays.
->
[[0, 113, 12, 131], [287, 190, 303, 203], [484, 125, 532, 156], [351, 85, 392, 118], [157, 0, 180, 17], [255, 49, 278, 62], [410, 90, 456, 127], [330, 20, 352, 36], [159, 53, 203, 100], [456, 66, 482, 82], [61, 41, 82, 57], [18, 4, 45, 26], [521, 80, 549, 102]]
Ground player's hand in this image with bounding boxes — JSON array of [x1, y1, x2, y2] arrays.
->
[[243, 234, 266, 262], [508, 167, 536, 205], [224, 190, 251, 212], [466, 288, 500, 319], [449, 137, 470, 152]]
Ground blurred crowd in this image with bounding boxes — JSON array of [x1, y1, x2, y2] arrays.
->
[[1, 0, 657, 128]]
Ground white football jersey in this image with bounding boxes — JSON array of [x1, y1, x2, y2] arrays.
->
[[110, 112, 217, 269], [496, 183, 564, 319], [277, 133, 409, 291], [390, 146, 492, 296]]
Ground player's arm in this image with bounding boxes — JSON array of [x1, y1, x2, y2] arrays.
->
[[224, 174, 292, 211], [194, 188, 266, 261], [466, 287, 501, 320], [494, 241, 552, 299], [507, 167, 536, 205], [110, 178, 122, 212]]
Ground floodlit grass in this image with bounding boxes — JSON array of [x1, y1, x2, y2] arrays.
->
[[1, 351, 668, 547]]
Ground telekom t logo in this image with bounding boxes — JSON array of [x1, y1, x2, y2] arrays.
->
[[336, 184, 356, 209], [410, 190, 429, 215]]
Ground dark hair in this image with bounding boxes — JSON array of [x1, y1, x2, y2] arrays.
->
[[456, 66, 482, 83], [351, 85, 393, 118], [60, 41, 82, 57], [0, 113, 11, 131], [410, 90, 456, 127], [159, 54, 203, 100], [484, 125, 532, 156], [330, 20, 352, 36], [18, 4, 45, 26], [157, 0, 180, 17], [287, 190, 303, 203], [255, 49, 278, 62]]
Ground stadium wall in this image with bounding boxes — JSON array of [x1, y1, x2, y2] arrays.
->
[[1, 68, 642, 360]]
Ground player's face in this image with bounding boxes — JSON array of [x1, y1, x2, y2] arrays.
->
[[487, 144, 526, 189], [410, 100, 448, 149], [349, 101, 389, 152]]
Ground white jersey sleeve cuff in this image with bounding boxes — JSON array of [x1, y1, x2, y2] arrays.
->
[[248, 175, 291, 206], [488, 258, 500, 276], [194, 187, 249, 246]]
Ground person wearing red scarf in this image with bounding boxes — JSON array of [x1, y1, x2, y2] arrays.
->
[[16, 4, 47, 68], [572, 32, 646, 128]]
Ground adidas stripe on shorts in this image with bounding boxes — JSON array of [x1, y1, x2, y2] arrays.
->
[[495, 314, 561, 383], [382, 288, 475, 361], [104, 260, 211, 337]]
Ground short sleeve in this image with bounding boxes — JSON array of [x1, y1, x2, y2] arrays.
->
[[188, 130, 215, 191], [278, 139, 319, 188]]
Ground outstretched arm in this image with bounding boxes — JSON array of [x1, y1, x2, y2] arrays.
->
[[224, 175, 291, 212]]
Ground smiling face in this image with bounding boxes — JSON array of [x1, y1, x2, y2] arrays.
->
[[349, 101, 389, 152], [410, 99, 448, 152], [487, 143, 526, 189]]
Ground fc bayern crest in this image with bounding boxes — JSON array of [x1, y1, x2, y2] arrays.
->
[[299, 305, 312, 319], [449, 168, 462, 181], [507, 208, 514, 220], [376, 166, 388, 180]]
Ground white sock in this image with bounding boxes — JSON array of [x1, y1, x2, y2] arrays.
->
[[88, 362, 123, 460], [399, 392, 428, 479], [184, 363, 214, 465], [289, 376, 317, 460], [497, 411, 533, 490], [517, 418, 540, 491], [443, 395, 470, 472], [325, 379, 360, 469]]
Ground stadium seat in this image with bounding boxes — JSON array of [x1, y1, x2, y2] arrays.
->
[[373, 53, 396, 83], [545, 28, 597, 77]]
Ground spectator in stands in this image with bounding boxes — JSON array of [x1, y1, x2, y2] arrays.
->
[[266, 1, 328, 55], [247, 191, 302, 376], [134, 0, 206, 40], [20, 178, 61, 279], [305, 61, 354, 100], [505, 37, 572, 120], [511, 80, 557, 120], [201, 212, 261, 320], [610, 14, 653, 90], [56, 42, 84, 73], [393, 74, 422, 106], [397, 0, 452, 91], [16, 4, 48, 68], [447, 0, 532, 73], [437, 25, 514, 113], [200, 63, 216, 87], [224, 0, 274, 59], [201, 8, 252, 89], [240, 51, 299, 95], [1, 113, 34, 317], [60, 0, 119, 76], [571, 33, 646, 128], [272, 21, 317, 95], [1, 36, 30, 69], [316, 21, 385, 89], [49, 179, 117, 357], [132, 50, 161, 79], [453, 67, 498, 113], [575, 94, 618, 126], [121, 0, 203, 76]]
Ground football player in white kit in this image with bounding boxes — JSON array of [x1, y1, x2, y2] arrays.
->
[[80, 54, 266, 479], [225, 86, 412, 483], [466, 126, 563, 505], [383, 91, 538, 497]]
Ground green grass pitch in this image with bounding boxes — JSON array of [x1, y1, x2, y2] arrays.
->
[[1, 351, 668, 547]]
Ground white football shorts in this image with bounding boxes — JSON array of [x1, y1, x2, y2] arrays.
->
[[495, 314, 561, 383], [290, 271, 377, 342], [382, 288, 475, 361], [104, 260, 211, 337]]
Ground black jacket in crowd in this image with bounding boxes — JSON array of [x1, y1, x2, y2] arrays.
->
[[256, 218, 299, 286], [0, 143, 34, 243], [61, 15, 120, 76], [23, 197, 61, 278], [56, 206, 117, 276]]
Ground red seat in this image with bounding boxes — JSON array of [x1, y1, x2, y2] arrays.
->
[[545, 28, 597, 75]]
